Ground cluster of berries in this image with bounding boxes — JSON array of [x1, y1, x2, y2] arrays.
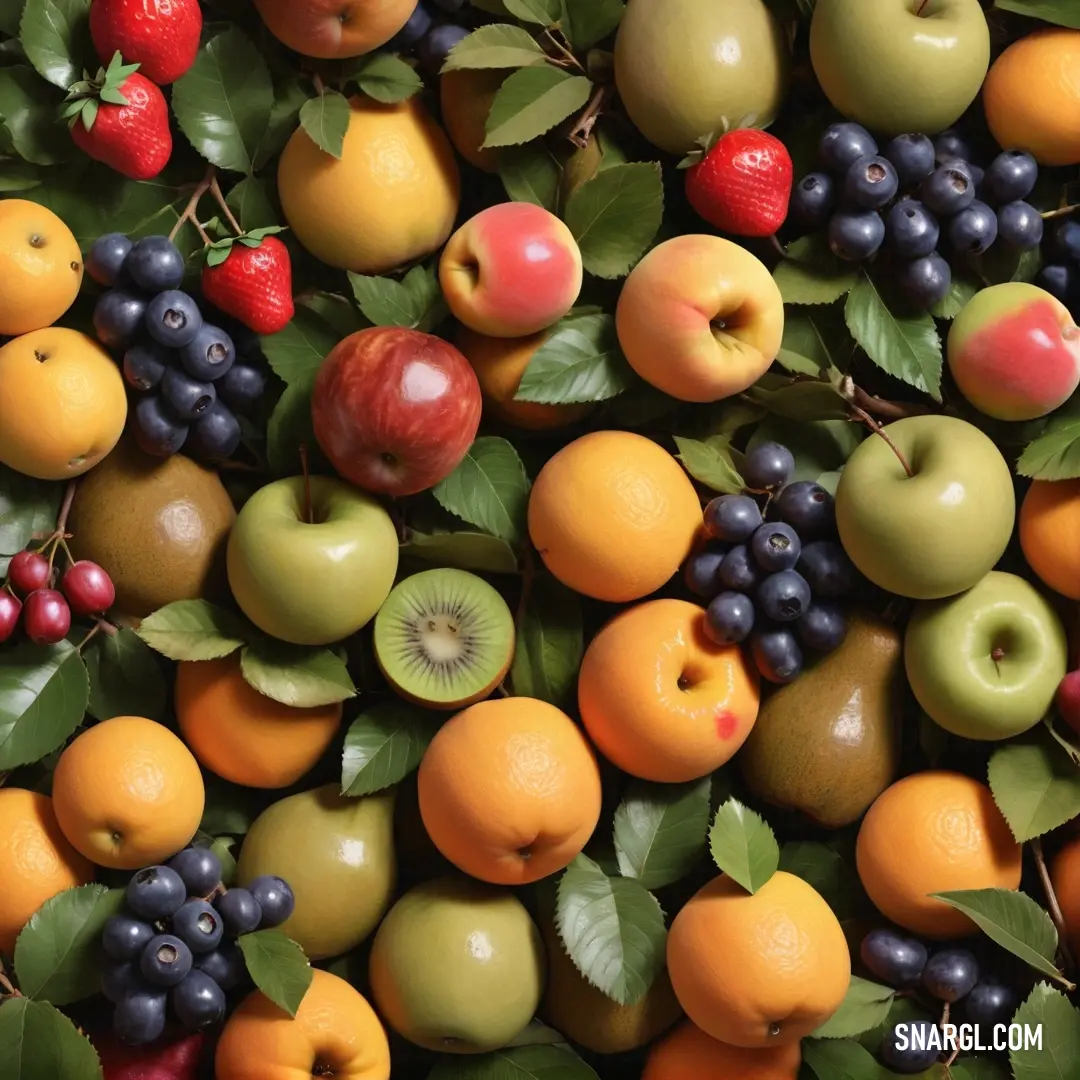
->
[[102, 847, 295, 1046], [393, 0, 473, 70], [1037, 221, 1080, 322]]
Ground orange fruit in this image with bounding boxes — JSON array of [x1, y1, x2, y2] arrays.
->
[[527, 431, 702, 603], [175, 655, 343, 789], [51, 716, 206, 870], [0, 199, 83, 336], [1019, 478, 1080, 600], [440, 70, 505, 173], [666, 871, 850, 1047], [578, 598, 760, 782], [0, 328, 127, 481], [856, 771, 1022, 939], [1051, 836, 1080, 959], [216, 968, 390, 1080], [983, 29, 1080, 166], [642, 1020, 802, 1080], [0, 788, 94, 957], [417, 696, 602, 885]]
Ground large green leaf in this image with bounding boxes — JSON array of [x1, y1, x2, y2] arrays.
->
[[560, 0, 625, 50], [240, 639, 356, 707], [135, 600, 248, 662], [237, 930, 312, 1018], [18, 0, 91, 90], [433, 437, 530, 546], [0, 997, 103, 1080], [995, 0, 1080, 27], [483, 66, 592, 148], [508, 574, 582, 706], [82, 628, 167, 723], [0, 66, 69, 166], [441, 23, 549, 72], [340, 700, 440, 797], [809, 976, 895, 1040], [1011, 983, 1080, 1078], [260, 308, 341, 387], [988, 734, 1080, 843]]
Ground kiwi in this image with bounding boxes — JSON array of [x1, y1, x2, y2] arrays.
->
[[374, 568, 515, 710]]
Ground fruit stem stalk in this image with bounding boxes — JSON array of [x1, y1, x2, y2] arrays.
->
[[569, 85, 610, 149], [851, 406, 914, 478], [1044, 716, 1080, 767], [0, 966, 20, 998], [209, 172, 244, 238], [851, 384, 931, 419], [299, 444, 313, 525], [1032, 837, 1077, 978], [312, 72, 327, 97], [1041, 203, 1080, 221], [914, 0, 930, 15], [169, 165, 216, 243], [542, 28, 584, 73]]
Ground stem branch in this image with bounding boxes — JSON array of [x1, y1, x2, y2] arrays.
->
[[169, 165, 216, 242], [852, 384, 932, 419], [1033, 837, 1076, 976], [1041, 203, 1080, 221], [542, 28, 583, 71], [851, 405, 914, 477], [568, 85, 609, 149], [209, 172, 243, 237]]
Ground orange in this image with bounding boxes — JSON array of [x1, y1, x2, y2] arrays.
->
[[578, 598, 760, 782], [666, 871, 850, 1048], [528, 431, 702, 603], [0, 328, 127, 481], [440, 70, 505, 173], [417, 696, 602, 885], [983, 29, 1080, 166], [175, 656, 343, 789], [642, 1020, 802, 1080], [1019, 478, 1080, 600], [0, 788, 94, 957], [51, 716, 206, 870], [1052, 836, 1080, 959], [856, 771, 1022, 939], [216, 968, 390, 1080], [0, 199, 83, 336]]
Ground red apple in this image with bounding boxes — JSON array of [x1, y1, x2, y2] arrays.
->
[[311, 326, 482, 497], [94, 1030, 205, 1080], [1058, 670, 1080, 736]]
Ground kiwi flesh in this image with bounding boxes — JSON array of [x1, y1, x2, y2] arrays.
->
[[374, 568, 515, 710]]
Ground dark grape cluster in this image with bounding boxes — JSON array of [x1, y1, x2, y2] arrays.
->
[[685, 441, 858, 685], [87, 232, 267, 464], [391, 0, 471, 71], [101, 846, 295, 1046], [791, 123, 1043, 310], [1036, 220, 1080, 322]]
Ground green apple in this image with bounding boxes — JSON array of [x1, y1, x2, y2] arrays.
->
[[809, 0, 990, 136], [905, 571, 1068, 741], [226, 475, 398, 646], [835, 416, 1015, 600]]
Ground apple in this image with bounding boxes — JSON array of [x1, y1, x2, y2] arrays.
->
[[835, 416, 1015, 600], [1059, 670, 1080, 735], [810, 0, 990, 136], [615, 235, 784, 403], [94, 1029, 204, 1080], [906, 571, 1069, 741], [226, 475, 399, 647], [252, 0, 413, 58], [311, 327, 482, 497]]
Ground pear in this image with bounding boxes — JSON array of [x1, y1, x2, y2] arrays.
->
[[738, 612, 903, 828], [236, 783, 396, 961]]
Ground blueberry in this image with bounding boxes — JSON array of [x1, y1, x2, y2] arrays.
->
[[882, 134, 936, 187], [140, 934, 193, 988], [162, 366, 216, 422], [717, 545, 762, 593], [87, 233, 132, 287], [965, 979, 1019, 1027], [920, 164, 976, 217], [885, 199, 940, 259], [126, 865, 187, 921], [757, 570, 811, 622], [103, 915, 156, 962], [797, 540, 856, 597], [743, 441, 794, 490], [215, 887, 262, 936], [750, 522, 801, 573], [843, 156, 899, 210], [996, 201, 1043, 250], [704, 592, 756, 645], [880, 1020, 941, 1074], [828, 210, 885, 261], [419, 23, 469, 68], [967, 163, 985, 192], [898, 253, 952, 310], [1037, 264, 1079, 305], [168, 847, 223, 897], [947, 200, 998, 256], [797, 601, 846, 654], [113, 986, 168, 1046], [860, 928, 928, 988], [684, 544, 727, 599], [983, 150, 1038, 205], [922, 949, 980, 1003], [791, 173, 836, 229], [146, 290, 203, 348], [172, 970, 227, 1030], [819, 123, 878, 175], [704, 494, 762, 543], [185, 400, 242, 462], [132, 395, 188, 457], [122, 340, 171, 392], [195, 943, 247, 991], [249, 875, 295, 928], [749, 625, 803, 684], [172, 900, 224, 955], [933, 129, 972, 164], [217, 362, 266, 413], [126, 235, 184, 292], [179, 323, 235, 382], [774, 481, 834, 536], [1053, 221, 1080, 264], [390, 1, 433, 48], [94, 289, 148, 350], [102, 960, 145, 1004]]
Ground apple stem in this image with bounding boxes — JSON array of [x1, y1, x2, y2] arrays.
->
[[851, 405, 915, 478], [1032, 837, 1077, 977], [312, 72, 327, 96], [299, 444, 313, 525], [914, 0, 930, 13], [851, 384, 932, 420], [169, 164, 216, 243]]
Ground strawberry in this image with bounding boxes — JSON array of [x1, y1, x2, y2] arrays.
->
[[685, 129, 793, 238], [202, 231, 295, 336], [65, 53, 172, 181], [89, 0, 202, 85]]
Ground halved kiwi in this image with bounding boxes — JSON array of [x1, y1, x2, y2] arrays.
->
[[373, 568, 515, 710]]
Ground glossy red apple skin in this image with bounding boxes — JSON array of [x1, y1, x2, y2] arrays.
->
[[311, 326, 482, 497], [95, 1029, 205, 1080], [1059, 670, 1080, 736]]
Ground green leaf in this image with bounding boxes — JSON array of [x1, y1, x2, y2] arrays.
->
[[135, 600, 248, 662], [0, 640, 88, 771], [299, 291, 365, 337], [240, 639, 356, 708], [503, 0, 559, 23], [744, 378, 851, 422], [929, 275, 979, 320], [432, 437, 530, 546], [810, 976, 895, 1040], [0, 66, 69, 165], [747, 415, 862, 490], [708, 797, 779, 894], [773, 235, 858, 306], [515, 313, 634, 403], [261, 307, 340, 387], [951, 1060, 1009, 1080], [82, 628, 167, 723], [18, 0, 91, 90], [556, 853, 667, 1006], [802, 1037, 887, 1080], [237, 930, 313, 1018], [200, 776, 264, 838], [14, 885, 125, 1005], [995, 0, 1080, 28], [442, 23, 551, 72], [171, 27, 274, 174], [402, 529, 520, 574], [988, 733, 1080, 843], [560, 0, 625, 50], [844, 273, 943, 401], [563, 162, 663, 279], [673, 434, 745, 494], [508, 573, 582, 706], [498, 141, 561, 211], [266, 374, 318, 476], [253, 76, 309, 171], [482, 66, 592, 149], [348, 264, 445, 332], [0, 1, 24, 34], [298, 89, 349, 159], [428, 1043, 599, 1080], [341, 700, 440, 797], [0, 465, 60, 556], [1016, 400, 1080, 481], [777, 309, 848, 379], [779, 840, 861, 921], [226, 176, 278, 232], [0, 161, 43, 192], [613, 777, 711, 890], [0, 996, 103, 1080], [1010, 983, 1080, 1078], [349, 53, 423, 104]]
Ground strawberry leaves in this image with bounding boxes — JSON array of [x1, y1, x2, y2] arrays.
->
[[61, 50, 137, 131], [204, 225, 286, 267]]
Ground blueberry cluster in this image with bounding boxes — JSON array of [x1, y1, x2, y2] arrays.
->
[[791, 123, 1043, 309], [101, 846, 295, 1046], [391, 0, 470, 70], [861, 928, 1018, 1074], [87, 232, 267, 463], [1037, 221, 1080, 321], [685, 442, 858, 685]]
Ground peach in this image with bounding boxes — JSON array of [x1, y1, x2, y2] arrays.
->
[[615, 235, 784, 403], [439, 70, 505, 173], [439, 203, 583, 337], [252, 0, 414, 58], [947, 282, 1080, 421]]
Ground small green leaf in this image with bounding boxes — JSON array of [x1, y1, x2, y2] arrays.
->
[[809, 976, 895, 1040], [988, 733, 1080, 843], [135, 600, 248, 662], [433, 437, 530, 546], [802, 1037, 887, 1080], [82, 628, 167, 723], [773, 235, 858, 306], [226, 176, 278, 232], [673, 434, 745, 494], [0, 996, 104, 1080], [428, 1043, 599, 1080], [503, 0, 560, 24], [995, 0, 1080, 28], [498, 141, 561, 211], [1016, 400, 1080, 481], [483, 66, 592, 149], [0, 465, 60, 557], [515, 313, 634, 403], [18, 0, 91, 90], [237, 930, 313, 1018], [1010, 983, 1080, 1078], [508, 573, 582, 706], [441, 23, 550, 72], [341, 700, 440, 796], [402, 529, 520, 575], [261, 307, 341, 386], [298, 89, 350, 159], [708, 797, 779, 894], [349, 52, 423, 104], [240, 639, 356, 708], [560, 0, 625, 50]]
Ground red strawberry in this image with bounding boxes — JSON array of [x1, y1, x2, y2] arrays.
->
[[685, 129, 793, 238], [90, 0, 202, 85], [202, 233, 295, 335]]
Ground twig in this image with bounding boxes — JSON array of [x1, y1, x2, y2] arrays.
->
[[495, 683, 510, 697], [1044, 716, 1080, 767], [209, 172, 243, 237], [851, 405, 915, 477], [852, 385, 932, 419], [75, 618, 118, 653], [0, 967, 20, 998], [542, 28, 583, 71], [1042, 203, 1079, 221], [55, 478, 77, 536], [312, 72, 326, 96], [169, 165, 216, 243], [940, 1002, 950, 1028], [1033, 837, 1077, 977], [568, 85, 609, 149]]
